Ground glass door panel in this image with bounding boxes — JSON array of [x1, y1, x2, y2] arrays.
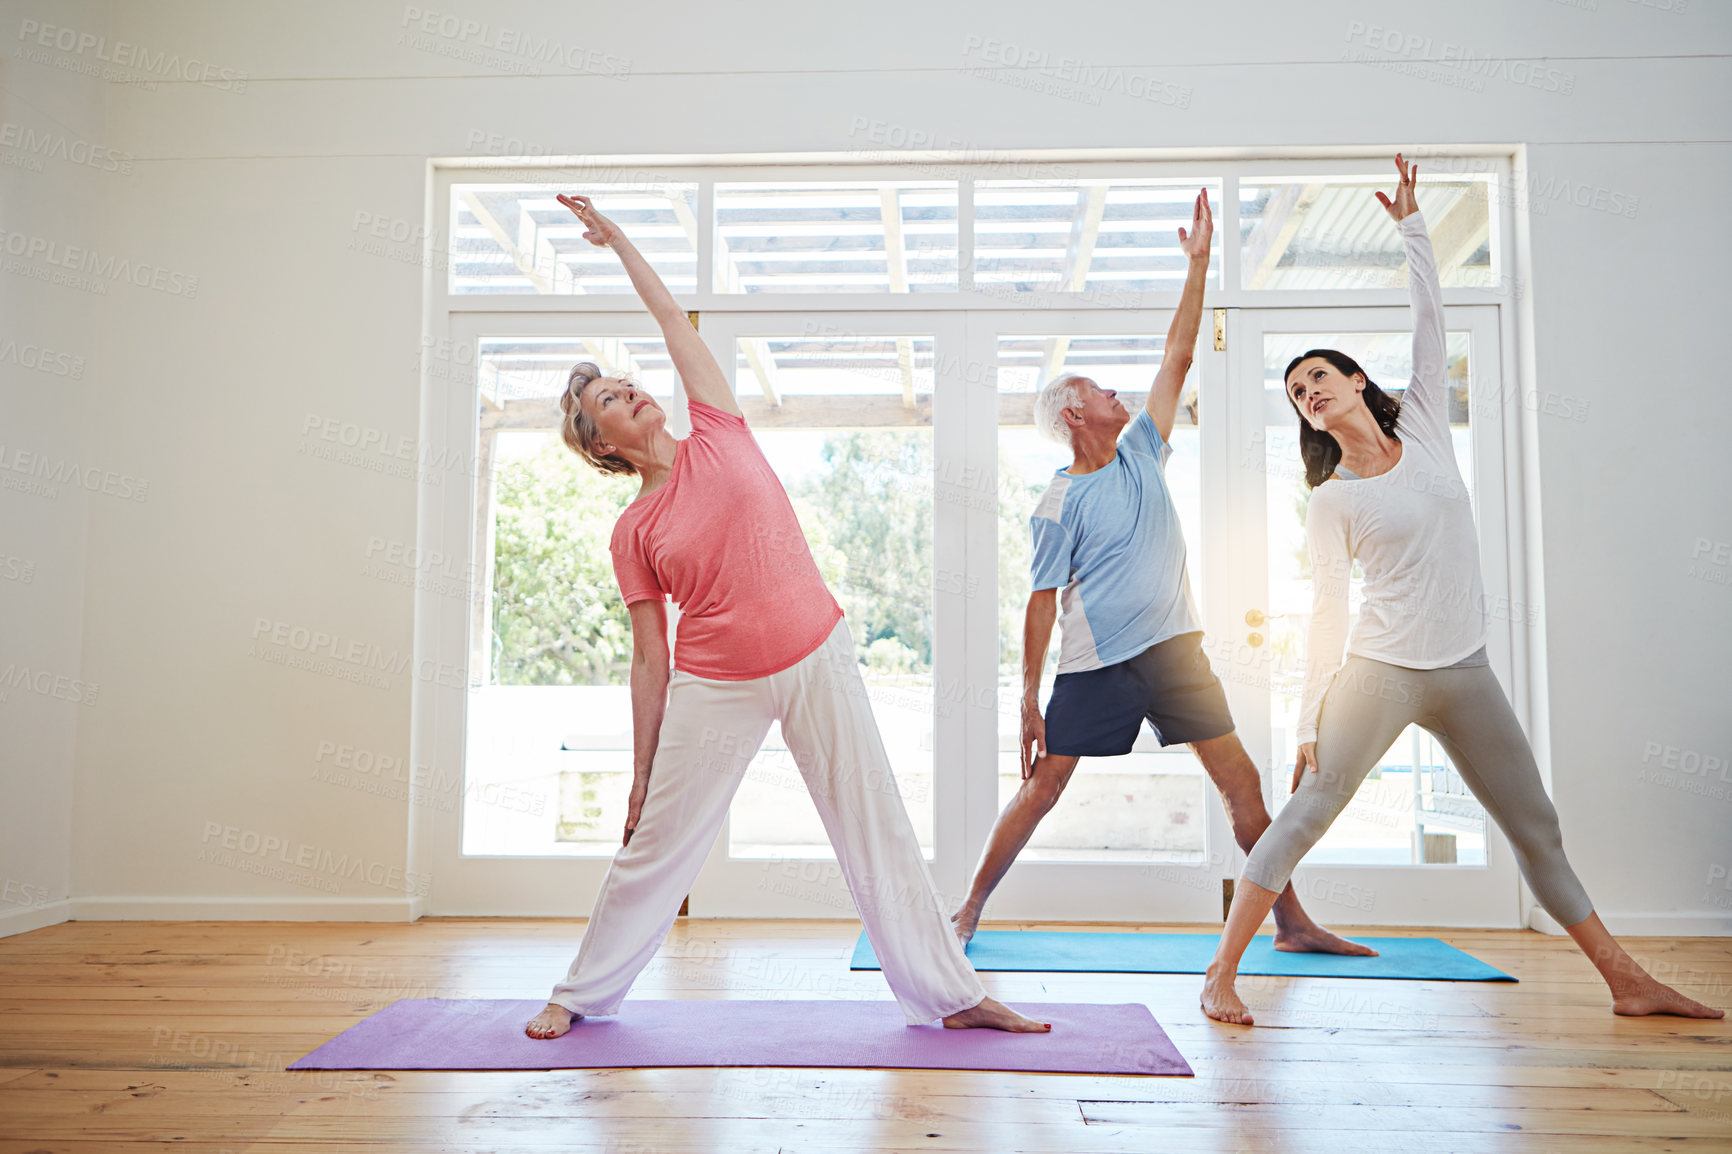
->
[[687, 313, 967, 916], [1258, 329, 1487, 868], [724, 333, 940, 859], [996, 332, 1207, 863], [1229, 305, 1520, 926], [464, 334, 680, 861]]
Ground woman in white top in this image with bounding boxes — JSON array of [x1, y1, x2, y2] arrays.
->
[[1200, 156, 1723, 1026]]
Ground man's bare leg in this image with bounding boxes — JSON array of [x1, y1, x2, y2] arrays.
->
[[943, 996, 1053, 1032], [1201, 876, 1282, 1025], [951, 753, 1082, 945], [1567, 913, 1724, 1019], [1189, 732, 1375, 957], [526, 1003, 580, 1039]]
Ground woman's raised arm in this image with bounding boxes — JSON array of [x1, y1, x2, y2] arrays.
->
[[559, 194, 742, 418], [1377, 155, 1449, 437]]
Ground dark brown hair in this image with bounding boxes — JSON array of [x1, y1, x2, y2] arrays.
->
[[1284, 349, 1402, 488]]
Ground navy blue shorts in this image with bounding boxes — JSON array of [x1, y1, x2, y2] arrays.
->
[[1044, 631, 1235, 757]]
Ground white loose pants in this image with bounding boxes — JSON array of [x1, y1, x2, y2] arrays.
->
[[549, 618, 986, 1024]]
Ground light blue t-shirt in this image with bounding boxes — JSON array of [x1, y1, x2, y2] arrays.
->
[[1029, 409, 1201, 674]]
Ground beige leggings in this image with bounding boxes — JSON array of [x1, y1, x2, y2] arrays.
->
[[1244, 656, 1594, 926]]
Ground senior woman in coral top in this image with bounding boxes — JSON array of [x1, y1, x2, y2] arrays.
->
[[525, 195, 1046, 1040]]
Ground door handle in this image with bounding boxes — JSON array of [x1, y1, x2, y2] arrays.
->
[[1245, 608, 1286, 648]]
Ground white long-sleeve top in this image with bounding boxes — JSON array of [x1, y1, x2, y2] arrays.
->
[[1295, 211, 1487, 744]]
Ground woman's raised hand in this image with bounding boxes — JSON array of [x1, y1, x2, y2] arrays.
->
[[1375, 153, 1419, 222], [557, 193, 622, 248], [1177, 187, 1212, 260]]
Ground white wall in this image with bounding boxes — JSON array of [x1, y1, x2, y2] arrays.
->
[[6, 0, 1727, 932], [0, 0, 112, 935]]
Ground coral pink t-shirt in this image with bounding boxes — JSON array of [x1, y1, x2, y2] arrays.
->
[[610, 399, 844, 681]]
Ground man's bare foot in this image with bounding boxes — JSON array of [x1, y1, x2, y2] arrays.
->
[[525, 1003, 578, 1039], [1272, 924, 1378, 957], [942, 996, 1050, 1032], [1610, 980, 1724, 1019], [949, 905, 981, 948], [1200, 966, 1255, 1025]]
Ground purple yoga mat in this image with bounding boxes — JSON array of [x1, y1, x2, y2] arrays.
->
[[288, 998, 1191, 1076]]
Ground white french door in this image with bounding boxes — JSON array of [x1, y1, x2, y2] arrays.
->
[[1223, 305, 1523, 927], [957, 309, 1239, 924], [681, 310, 973, 916], [419, 304, 1526, 929]]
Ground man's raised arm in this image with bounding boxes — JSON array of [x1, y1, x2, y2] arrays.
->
[[1146, 188, 1212, 443]]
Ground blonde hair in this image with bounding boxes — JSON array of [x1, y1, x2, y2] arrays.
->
[[559, 362, 637, 476]]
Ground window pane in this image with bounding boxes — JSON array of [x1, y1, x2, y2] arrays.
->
[[476, 335, 676, 405], [466, 423, 642, 857], [727, 334, 937, 857], [997, 334, 1206, 862], [714, 182, 958, 293], [1261, 331, 1487, 866], [974, 180, 1223, 297], [451, 184, 698, 295], [1240, 178, 1495, 290]]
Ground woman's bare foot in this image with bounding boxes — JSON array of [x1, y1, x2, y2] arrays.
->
[[1272, 923, 1378, 957], [1200, 965, 1255, 1025], [949, 904, 981, 948], [525, 1003, 578, 1039], [1610, 979, 1725, 1019], [942, 996, 1050, 1032]]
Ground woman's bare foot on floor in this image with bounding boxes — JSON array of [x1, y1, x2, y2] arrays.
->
[[525, 1003, 578, 1038], [950, 905, 981, 948], [1610, 979, 1724, 1019], [1273, 924, 1379, 956], [1200, 966, 1254, 1025], [943, 996, 1050, 1032]]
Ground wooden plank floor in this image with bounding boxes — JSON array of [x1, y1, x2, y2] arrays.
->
[[0, 918, 1728, 1152]]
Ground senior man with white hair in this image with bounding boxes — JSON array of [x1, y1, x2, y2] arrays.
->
[[952, 190, 1369, 958]]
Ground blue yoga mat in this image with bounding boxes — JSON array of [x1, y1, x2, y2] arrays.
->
[[850, 931, 1515, 981]]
